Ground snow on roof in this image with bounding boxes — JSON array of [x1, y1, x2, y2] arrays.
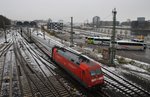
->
[[65, 46, 82, 55], [116, 39, 145, 44], [87, 36, 111, 39]]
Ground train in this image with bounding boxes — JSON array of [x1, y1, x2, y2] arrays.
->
[[51, 46, 104, 88], [30, 34, 104, 88]]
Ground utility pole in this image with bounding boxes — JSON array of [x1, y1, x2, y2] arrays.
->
[[20, 27, 22, 37], [3, 21, 8, 43], [37, 27, 38, 36], [43, 31, 45, 39], [41, 25, 45, 39], [27, 27, 31, 42], [70, 17, 74, 47], [110, 8, 117, 65], [29, 28, 31, 42]]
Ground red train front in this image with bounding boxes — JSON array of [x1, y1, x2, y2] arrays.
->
[[52, 46, 104, 88]]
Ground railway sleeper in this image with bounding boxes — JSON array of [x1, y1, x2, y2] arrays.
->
[[44, 81, 71, 97], [31, 82, 53, 97], [30, 78, 59, 96]]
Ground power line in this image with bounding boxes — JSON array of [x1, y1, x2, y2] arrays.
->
[[102, 13, 112, 20]]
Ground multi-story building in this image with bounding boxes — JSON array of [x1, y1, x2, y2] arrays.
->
[[137, 17, 145, 22], [93, 16, 100, 28], [131, 17, 150, 36], [47, 22, 63, 30]]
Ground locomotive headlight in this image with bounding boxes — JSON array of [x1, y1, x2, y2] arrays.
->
[[98, 76, 104, 80], [91, 79, 96, 82], [92, 76, 104, 82]]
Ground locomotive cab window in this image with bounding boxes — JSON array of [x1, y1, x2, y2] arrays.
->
[[70, 59, 74, 62], [90, 69, 102, 76], [90, 70, 96, 76], [55, 49, 58, 52], [79, 56, 89, 63], [96, 69, 103, 75], [57, 49, 65, 55], [76, 62, 80, 65]]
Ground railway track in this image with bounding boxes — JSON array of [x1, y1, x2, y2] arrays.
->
[[14, 38, 57, 97], [102, 67, 150, 97], [0, 41, 21, 97], [29, 33, 111, 97], [23, 47, 73, 96], [22, 29, 150, 97], [0, 44, 12, 97], [72, 38, 150, 97], [12, 34, 78, 97], [0, 41, 13, 57], [21, 37, 83, 97], [120, 69, 150, 93]]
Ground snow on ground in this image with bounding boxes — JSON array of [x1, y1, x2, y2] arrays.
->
[[122, 64, 147, 72], [17, 33, 56, 76], [136, 72, 150, 81], [116, 55, 150, 73], [32, 30, 65, 47], [120, 66, 150, 81], [83, 47, 93, 52], [105, 67, 116, 71], [117, 56, 150, 66]]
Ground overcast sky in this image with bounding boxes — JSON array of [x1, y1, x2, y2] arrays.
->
[[0, 0, 150, 23]]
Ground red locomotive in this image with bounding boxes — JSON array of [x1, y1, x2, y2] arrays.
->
[[52, 46, 104, 88]]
